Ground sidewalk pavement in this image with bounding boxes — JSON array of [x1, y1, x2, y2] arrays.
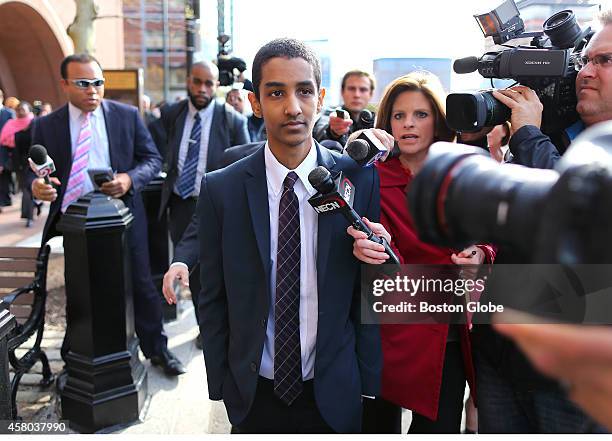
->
[[1, 194, 232, 434]]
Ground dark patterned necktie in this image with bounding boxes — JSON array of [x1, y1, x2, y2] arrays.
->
[[274, 171, 302, 405], [176, 112, 201, 198]]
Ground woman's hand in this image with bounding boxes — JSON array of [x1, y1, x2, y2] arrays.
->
[[347, 217, 392, 264], [346, 128, 394, 162], [451, 245, 484, 279]]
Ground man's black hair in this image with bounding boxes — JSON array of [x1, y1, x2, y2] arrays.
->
[[251, 38, 321, 99], [60, 53, 103, 79]]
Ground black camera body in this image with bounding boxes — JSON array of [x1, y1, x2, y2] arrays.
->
[[447, 0, 593, 136], [217, 34, 247, 87]]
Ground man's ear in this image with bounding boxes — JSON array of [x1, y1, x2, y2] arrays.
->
[[317, 88, 326, 114], [248, 92, 262, 118]]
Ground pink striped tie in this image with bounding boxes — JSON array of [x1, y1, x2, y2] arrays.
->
[[62, 113, 92, 212]]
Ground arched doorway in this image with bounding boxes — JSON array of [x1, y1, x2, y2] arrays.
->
[[0, 0, 73, 108]]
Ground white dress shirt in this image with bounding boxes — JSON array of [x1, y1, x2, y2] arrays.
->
[[259, 142, 319, 381], [174, 99, 215, 197], [68, 102, 111, 196]]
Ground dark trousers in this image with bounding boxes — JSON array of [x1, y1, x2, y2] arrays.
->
[[362, 342, 466, 434], [17, 170, 33, 220], [233, 377, 334, 434], [475, 352, 607, 433], [61, 195, 167, 359], [0, 169, 11, 207], [168, 194, 200, 322]]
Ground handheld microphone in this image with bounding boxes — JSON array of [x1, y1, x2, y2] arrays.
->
[[308, 166, 400, 265], [453, 56, 479, 74], [28, 144, 56, 184], [345, 130, 388, 167]]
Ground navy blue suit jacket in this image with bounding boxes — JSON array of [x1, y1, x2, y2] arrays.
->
[[0, 107, 14, 132], [196, 143, 382, 432], [158, 100, 249, 215], [31, 100, 162, 245]]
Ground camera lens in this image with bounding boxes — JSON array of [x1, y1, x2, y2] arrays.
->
[[543, 10, 582, 49], [446, 92, 510, 132], [407, 143, 557, 253]]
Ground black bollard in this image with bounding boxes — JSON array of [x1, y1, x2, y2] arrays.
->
[[57, 192, 147, 433], [141, 175, 176, 322], [0, 301, 16, 419]]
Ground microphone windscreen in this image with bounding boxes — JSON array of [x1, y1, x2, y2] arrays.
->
[[308, 166, 334, 194], [453, 56, 479, 74], [29, 144, 48, 165], [346, 139, 370, 162]]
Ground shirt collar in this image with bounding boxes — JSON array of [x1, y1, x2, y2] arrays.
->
[[68, 102, 103, 123], [187, 98, 215, 119], [264, 141, 318, 198]]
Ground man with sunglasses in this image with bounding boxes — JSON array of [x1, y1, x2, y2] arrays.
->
[[31, 54, 186, 381]]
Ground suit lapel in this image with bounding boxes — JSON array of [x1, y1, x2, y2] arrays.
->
[[53, 106, 72, 184], [206, 102, 225, 171], [315, 143, 337, 295], [101, 101, 120, 171], [245, 147, 271, 290], [169, 102, 188, 172]]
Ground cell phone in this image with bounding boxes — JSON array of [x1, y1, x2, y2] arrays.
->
[[335, 109, 349, 119], [88, 168, 114, 190]]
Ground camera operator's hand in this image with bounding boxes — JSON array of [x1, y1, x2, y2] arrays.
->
[[492, 86, 543, 134], [329, 114, 353, 137]]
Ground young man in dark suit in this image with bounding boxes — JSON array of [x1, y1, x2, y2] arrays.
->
[[167, 38, 382, 433], [31, 54, 186, 378], [158, 61, 249, 347]]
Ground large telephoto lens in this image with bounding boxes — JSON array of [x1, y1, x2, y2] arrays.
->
[[407, 142, 558, 255], [446, 91, 511, 132], [543, 10, 582, 49]]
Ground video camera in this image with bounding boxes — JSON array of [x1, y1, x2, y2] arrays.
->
[[447, 0, 593, 136], [217, 34, 247, 87], [407, 122, 612, 264]]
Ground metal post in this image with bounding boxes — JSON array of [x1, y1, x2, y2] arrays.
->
[[57, 193, 148, 433], [162, 0, 170, 101]]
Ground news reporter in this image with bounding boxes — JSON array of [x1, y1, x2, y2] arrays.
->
[[348, 71, 495, 433]]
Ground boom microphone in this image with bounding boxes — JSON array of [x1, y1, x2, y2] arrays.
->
[[308, 166, 400, 264], [28, 144, 56, 184]]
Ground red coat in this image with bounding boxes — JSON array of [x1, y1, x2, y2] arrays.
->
[[376, 157, 495, 421]]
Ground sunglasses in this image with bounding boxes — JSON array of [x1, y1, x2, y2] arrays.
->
[[69, 78, 105, 89], [574, 53, 612, 71]]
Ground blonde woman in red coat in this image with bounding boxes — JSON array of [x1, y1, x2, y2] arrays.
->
[[348, 71, 495, 433]]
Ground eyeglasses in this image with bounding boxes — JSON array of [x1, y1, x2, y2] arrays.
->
[[68, 78, 105, 89], [574, 53, 612, 71]]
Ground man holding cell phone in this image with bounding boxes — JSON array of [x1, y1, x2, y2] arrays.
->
[[31, 53, 186, 380], [313, 70, 376, 146]]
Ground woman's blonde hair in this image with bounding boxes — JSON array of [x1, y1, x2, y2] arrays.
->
[[375, 71, 455, 143]]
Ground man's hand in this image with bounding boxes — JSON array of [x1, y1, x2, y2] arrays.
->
[[329, 115, 353, 137], [494, 311, 612, 431], [162, 264, 189, 305], [100, 173, 132, 198], [32, 177, 61, 202], [492, 86, 543, 134], [347, 217, 392, 264]]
